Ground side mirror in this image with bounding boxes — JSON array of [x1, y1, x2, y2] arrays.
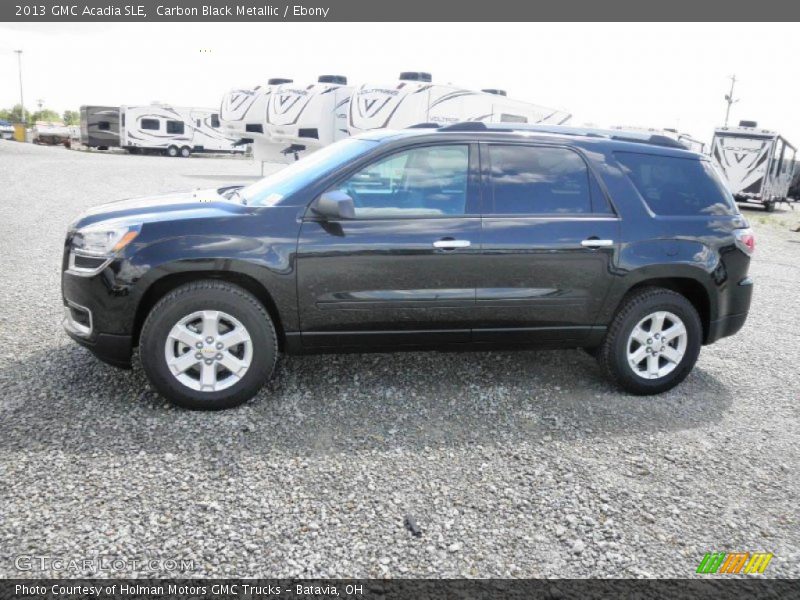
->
[[312, 190, 356, 220]]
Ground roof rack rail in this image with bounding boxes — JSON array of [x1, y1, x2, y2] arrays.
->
[[437, 121, 687, 149], [406, 122, 440, 129]]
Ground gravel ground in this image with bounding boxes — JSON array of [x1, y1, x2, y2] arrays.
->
[[0, 140, 798, 578]]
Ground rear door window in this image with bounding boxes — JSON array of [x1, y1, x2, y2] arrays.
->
[[615, 152, 737, 216], [487, 145, 594, 215]]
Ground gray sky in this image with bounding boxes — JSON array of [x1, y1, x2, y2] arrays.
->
[[0, 22, 796, 146]]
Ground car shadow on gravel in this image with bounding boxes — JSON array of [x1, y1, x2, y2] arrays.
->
[[0, 343, 733, 457]]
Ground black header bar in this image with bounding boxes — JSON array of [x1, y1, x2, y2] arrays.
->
[[3, 0, 800, 22]]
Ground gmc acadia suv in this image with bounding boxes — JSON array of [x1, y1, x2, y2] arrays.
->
[[62, 124, 754, 409]]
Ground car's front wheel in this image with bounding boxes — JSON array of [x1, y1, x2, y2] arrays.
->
[[140, 280, 277, 409], [598, 287, 702, 395]]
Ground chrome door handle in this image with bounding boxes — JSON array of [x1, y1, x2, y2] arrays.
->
[[581, 239, 614, 248], [433, 239, 471, 249]]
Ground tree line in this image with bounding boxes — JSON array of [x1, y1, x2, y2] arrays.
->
[[0, 104, 79, 126]]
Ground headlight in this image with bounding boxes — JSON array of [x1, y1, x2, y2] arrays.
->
[[72, 223, 141, 257]]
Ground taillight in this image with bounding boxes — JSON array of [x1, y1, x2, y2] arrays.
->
[[734, 228, 755, 255]]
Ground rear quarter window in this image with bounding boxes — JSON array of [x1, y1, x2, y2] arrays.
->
[[615, 151, 737, 216]]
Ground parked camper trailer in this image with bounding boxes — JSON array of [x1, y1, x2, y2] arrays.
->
[[711, 121, 796, 211], [264, 75, 353, 159], [80, 106, 120, 149], [220, 79, 295, 164], [219, 78, 292, 143], [120, 104, 241, 157], [348, 72, 571, 135]]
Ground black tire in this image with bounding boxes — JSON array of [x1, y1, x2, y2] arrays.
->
[[139, 280, 278, 410], [597, 287, 702, 395], [166, 145, 179, 158], [765, 200, 775, 212], [180, 146, 191, 158]]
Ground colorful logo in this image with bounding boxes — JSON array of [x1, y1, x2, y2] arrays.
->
[[696, 552, 773, 574]]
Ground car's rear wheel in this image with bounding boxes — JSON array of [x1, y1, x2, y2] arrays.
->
[[180, 146, 191, 158], [166, 145, 179, 158], [140, 280, 277, 409], [598, 287, 702, 395]]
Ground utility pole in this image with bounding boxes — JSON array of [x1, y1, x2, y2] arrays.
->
[[14, 50, 25, 124], [724, 74, 738, 127]]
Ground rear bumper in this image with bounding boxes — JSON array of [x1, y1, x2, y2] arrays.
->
[[706, 312, 749, 344], [706, 276, 753, 344]]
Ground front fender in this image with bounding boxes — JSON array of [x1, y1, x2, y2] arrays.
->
[[108, 220, 300, 336]]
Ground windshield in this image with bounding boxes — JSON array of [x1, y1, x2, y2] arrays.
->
[[241, 139, 377, 206]]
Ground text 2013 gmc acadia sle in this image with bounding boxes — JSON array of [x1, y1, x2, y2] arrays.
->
[[62, 124, 754, 410]]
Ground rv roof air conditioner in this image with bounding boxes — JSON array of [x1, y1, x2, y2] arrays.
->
[[739, 120, 758, 128], [399, 72, 432, 83], [318, 75, 347, 85], [482, 89, 507, 96], [268, 78, 293, 85]]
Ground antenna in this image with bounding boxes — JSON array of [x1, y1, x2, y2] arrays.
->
[[724, 75, 739, 127]]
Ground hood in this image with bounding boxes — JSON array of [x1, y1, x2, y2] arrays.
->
[[72, 187, 247, 230]]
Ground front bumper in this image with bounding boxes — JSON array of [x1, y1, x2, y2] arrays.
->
[[62, 263, 137, 369], [64, 326, 133, 369]]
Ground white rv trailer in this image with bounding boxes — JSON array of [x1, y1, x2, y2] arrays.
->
[[610, 125, 705, 153], [120, 104, 241, 157], [219, 78, 292, 143], [710, 121, 796, 211], [264, 75, 353, 160], [348, 72, 571, 135], [219, 78, 298, 165], [80, 105, 120, 149]]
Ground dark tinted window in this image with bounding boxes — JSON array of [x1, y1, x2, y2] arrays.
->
[[166, 120, 185, 135], [488, 145, 592, 214], [211, 113, 220, 128], [140, 118, 159, 130], [334, 145, 469, 218], [615, 152, 737, 216], [97, 121, 110, 131]]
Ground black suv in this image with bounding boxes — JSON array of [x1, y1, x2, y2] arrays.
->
[[62, 124, 754, 409]]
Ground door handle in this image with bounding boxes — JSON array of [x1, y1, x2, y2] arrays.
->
[[581, 238, 614, 248], [433, 239, 471, 249]]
